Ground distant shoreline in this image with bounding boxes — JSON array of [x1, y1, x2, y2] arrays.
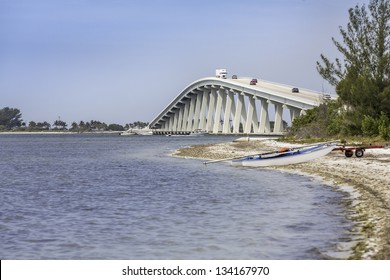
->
[[0, 131, 123, 135]]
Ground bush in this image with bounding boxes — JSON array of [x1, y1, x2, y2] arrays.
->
[[361, 115, 379, 136], [290, 100, 344, 138], [361, 112, 390, 140], [378, 112, 390, 140]]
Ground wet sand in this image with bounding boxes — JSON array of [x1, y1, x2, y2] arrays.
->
[[173, 137, 390, 259]]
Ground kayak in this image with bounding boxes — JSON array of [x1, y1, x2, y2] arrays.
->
[[231, 143, 336, 167]]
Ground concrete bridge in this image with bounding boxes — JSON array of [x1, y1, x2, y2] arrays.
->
[[149, 77, 328, 135]]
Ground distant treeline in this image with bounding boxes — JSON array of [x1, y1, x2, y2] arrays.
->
[[0, 107, 148, 132]]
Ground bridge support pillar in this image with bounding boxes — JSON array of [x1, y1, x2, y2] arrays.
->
[[181, 100, 190, 131], [289, 106, 302, 123], [160, 119, 166, 130], [233, 92, 245, 133], [192, 91, 203, 130], [244, 96, 258, 133], [186, 96, 196, 131], [273, 103, 284, 133], [223, 91, 234, 133], [213, 88, 224, 133], [206, 89, 217, 132], [199, 90, 209, 131], [172, 109, 179, 131], [259, 99, 270, 133], [177, 104, 184, 131], [168, 113, 174, 130]]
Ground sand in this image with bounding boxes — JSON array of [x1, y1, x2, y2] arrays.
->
[[173, 137, 390, 259]]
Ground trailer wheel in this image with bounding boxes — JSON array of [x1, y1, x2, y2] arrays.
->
[[355, 148, 364, 157], [345, 150, 353, 157]]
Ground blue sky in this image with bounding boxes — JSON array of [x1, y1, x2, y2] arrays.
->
[[0, 0, 369, 125]]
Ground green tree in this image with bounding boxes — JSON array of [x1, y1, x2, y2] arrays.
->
[[78, 121, 87, 131], [53, 120, 67, 130], [0, 107, 23, 129], [70, 122, 79, 131], [317, 0, 390, 133], [38, 121, 51, 130], [378, 111, 390, 139], [108, 123, 125, 131], [90, 120, 108, 131], [29, 121, 37, 130]]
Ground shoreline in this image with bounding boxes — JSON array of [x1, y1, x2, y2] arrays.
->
[[173, 137, 390, 260], [0, 131, 123, 135]]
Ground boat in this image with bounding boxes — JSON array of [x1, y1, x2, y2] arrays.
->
[[120, 128, 153, 136], [231, 143, 337, 167], [135, 129, 153, 135], [120, 130, 136, 136]]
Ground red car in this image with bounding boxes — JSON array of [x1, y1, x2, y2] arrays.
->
[[250, 79, 257, 85]]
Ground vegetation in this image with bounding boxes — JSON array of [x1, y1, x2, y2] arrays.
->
[[0, 107, 148, 133], [291, 0, 390, 140], [0, 107, 24, 130]]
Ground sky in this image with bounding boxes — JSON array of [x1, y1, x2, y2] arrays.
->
[[0, 0, 370, 125]]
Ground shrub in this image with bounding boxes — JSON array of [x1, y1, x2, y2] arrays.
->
[[378, 112, 390, 140], [361, 115, 378, 136]]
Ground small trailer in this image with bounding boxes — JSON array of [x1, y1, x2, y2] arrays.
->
[[333, 144, 386, 157]]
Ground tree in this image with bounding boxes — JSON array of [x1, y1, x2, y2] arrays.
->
[[53, 119, 67, 130], [90, 120, 107, 131], [108, 123, 125, 131], [315, 0, 390, 135], [0, 107, 23, 129], [38, 121, 51, 130], [70, 122, 79, 131], [29, 121, 37, 130]]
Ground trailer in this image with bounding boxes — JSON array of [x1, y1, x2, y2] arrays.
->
[[333, 144, 386, 157]]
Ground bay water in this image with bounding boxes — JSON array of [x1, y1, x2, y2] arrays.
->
[[0, 134, 353, 259]]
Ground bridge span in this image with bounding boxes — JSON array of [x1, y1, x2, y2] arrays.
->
[[149, 77, 327, 135]]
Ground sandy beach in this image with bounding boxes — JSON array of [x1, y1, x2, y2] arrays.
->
[[173, 137, 390, 259]]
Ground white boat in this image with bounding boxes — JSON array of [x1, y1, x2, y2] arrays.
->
[[120, 128, 153, 136], [231, 143, 336, 167], [135, 129, 153, 135], [120, 130, 136, 136]]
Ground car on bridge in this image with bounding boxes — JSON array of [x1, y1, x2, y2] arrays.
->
[[292, 87, 299, 93], [250, 79, 258, 85]]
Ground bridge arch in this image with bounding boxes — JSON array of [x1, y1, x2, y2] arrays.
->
[[149, 77, 325, 134]]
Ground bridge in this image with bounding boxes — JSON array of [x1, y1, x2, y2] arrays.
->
[[149, 77, 328, 135]]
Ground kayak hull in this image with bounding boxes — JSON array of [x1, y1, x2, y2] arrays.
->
[[231, 144, 336, 167]]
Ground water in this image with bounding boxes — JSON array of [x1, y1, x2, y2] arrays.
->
[[0, 134, 353, 259]]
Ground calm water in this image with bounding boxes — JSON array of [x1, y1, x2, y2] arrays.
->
[[0, 134, 353, 259]]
